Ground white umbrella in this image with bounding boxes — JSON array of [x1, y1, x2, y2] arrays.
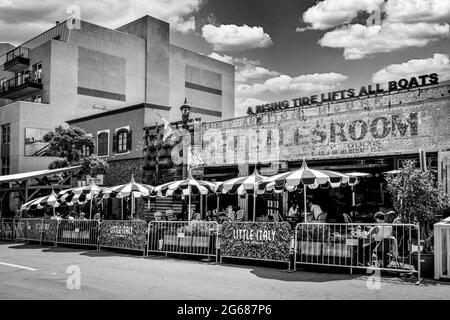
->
[[102, 175, 154, 219], [58, 181, 104, 219], [214, 169, 266, 221], [153, 174, 217, 220], [21, 191, 60, 214], [258, 159, 357, 222]]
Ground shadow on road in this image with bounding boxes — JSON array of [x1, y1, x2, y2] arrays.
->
[[81, 249, 146, 259]]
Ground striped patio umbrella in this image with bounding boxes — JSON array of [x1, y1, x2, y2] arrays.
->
[[258, 159, 357, 222], [21, 191, 60, 211], [102, 175, 154, 219], [153, 174, 217, 220], [214, 169, 266, 221], [58, 181, 105, 219]]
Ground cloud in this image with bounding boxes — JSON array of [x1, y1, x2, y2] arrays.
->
[[237, 72, 348, 98], [201, 24, 273, 51], [208, 52, 279, 83], [0, 0, 203, 44], [372, 53, 450, 83], [385, 0, 450, 24], [319, 22, 450, 60], [298, 0, 384, 31]]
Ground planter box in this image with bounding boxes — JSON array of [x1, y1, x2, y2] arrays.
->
[[163, 235, 178, 246], [179, 236, 193, 248], [323, 243, 353, 258], [412, 253, 434, 278], [298, 241, 322, 256], [192, 236, 210, 248]]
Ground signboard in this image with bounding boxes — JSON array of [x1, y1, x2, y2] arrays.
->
[[202, 83, 450, 165], [246, 73, 439, 115], [219, 222, 292, 262], [98, 220, 148, 251], [24, 128, 51, 156], [86, 175, 104, 186]]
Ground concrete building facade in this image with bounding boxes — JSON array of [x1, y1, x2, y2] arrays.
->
[[0, 15, 235, 177]]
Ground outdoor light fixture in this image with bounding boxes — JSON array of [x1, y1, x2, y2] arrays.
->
[[180, 98, 192, 116]]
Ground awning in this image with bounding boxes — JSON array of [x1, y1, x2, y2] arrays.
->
[[0, 166, 82, 184]]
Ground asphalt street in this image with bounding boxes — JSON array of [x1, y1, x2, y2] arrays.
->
[[0, 241, 449, 300]]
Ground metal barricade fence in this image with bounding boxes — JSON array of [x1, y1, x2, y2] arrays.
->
[[0, 219, 15, 240], [14, 219, 27, 241], [294, 223, 421, 279], [41, 219, 59, 244], [56, 220, 99, 248], [147, 221, 219, 261]]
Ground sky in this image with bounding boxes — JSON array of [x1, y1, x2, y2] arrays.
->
[[1, 0, 449, 117]]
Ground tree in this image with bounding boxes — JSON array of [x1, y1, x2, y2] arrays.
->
[[44, 126, 108, 178], [385, 160, 449, 252]]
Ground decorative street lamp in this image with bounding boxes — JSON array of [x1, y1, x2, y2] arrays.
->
[[180, 98, 191, 128]]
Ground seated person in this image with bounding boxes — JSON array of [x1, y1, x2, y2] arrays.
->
[[307, 199, 323, 221], [191, 212, 202, 221], [288, 204, 299, 217]]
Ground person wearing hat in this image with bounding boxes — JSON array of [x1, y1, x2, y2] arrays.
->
[[78, 212, 87, 221]]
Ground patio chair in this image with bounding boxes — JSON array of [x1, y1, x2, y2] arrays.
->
[[343, 213, 353, 224], [165, 210, 177, 221], [235, 210, 244, 221], [316, 212, 327, 223]]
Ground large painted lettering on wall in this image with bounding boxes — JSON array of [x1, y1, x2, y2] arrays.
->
[[202, 86, 450, 165]]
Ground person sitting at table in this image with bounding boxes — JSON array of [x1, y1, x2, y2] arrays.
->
[[191, 212, 202, 221], [288, 204, 299, 217], [307, 198, 323, 221], [227, 206, 236, 221]]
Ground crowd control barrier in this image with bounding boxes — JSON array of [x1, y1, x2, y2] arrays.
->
[[294, 223, 421, 280], [147, 221, 219, 261], [434, 221, 450, 280], [56, 220, 99, 248], [99, 220, 148, 255], [0, 219, 15, 240], [219, 222, 292, 266]]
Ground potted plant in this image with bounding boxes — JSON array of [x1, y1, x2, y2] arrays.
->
[[385, 160, 449, 277]]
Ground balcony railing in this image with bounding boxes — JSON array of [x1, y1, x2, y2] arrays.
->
[[0, 71, 43, 99], [3, 47, 30, 72]]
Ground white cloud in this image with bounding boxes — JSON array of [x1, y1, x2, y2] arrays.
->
[[208, 52, 279, 83], [237, 72, 348, 98], [299, 0, 384, 31], [207, 52, 234, 64], [319, 22, 450, 60], [202, 24, 273, 51], [372, 53, 450, 83], [385, 0, 450, 24], [0, 0, 203, 44]]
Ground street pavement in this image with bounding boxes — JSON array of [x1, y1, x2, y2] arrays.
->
[[0, 241, 449, 300]]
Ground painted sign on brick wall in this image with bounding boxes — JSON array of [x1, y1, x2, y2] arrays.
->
[[202, 85, 450, 165]]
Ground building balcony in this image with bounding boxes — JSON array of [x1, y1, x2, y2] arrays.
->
[[3, 47, 30, 73], [0, 72, 43, 100]]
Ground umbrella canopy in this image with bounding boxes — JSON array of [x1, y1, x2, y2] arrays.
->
[[21, 191, 60, 211], [59, 180, 104, 198], [258, 159, 357, 222], [153, 175, 217, 197], [258, 159, 357, 193], [153, 174, 217, 221], [102, 175, 154, 199], [215, 169, 266, 195]]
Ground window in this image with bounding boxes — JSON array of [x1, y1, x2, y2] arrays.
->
[[2, 124, 11, 145], [117, 129, 127, 153], [97, 132, 109, 156], [33, 62, 42, 82], [1, 157, 10, 175], [81, 145, 91, 157], [113, 129, 132, 154], [33, 95, 42, 103]]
